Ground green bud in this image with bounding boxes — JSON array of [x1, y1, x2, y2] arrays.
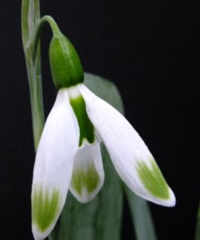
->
[[49, 33, 84, 89]]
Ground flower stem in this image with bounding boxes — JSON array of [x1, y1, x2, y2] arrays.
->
[[21, 0, 44, 150], [32, 15, 61, 61]]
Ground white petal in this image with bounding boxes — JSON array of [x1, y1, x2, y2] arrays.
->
[[32, 89, 79, 240], [79, 84, 175, 207], [70, 140, 104, 203]]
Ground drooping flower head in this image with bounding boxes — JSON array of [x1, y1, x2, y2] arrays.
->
[[31, 27, 175, 240]]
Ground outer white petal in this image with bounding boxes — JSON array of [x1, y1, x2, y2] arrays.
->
[[79, 84, 175, 207], [32, 89, 79, 240], [70, 140, 104, 203]]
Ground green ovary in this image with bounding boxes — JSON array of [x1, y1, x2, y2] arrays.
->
[[32, 186, 60, 232], [71, 164, 100, 195], [137, 159, 170, 199], [70, 95, 95, 146]]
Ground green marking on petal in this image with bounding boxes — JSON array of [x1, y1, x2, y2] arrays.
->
[[71, 163, 100, 195], [32, 186, 60, 232], [70, 95, 95, 146], [137, 158, 170, 200]]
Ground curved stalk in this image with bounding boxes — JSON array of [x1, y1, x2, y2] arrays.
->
[[32, 16, 61, 61]]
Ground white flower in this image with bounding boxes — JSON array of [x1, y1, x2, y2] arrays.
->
[[31, 83, 176, 240]]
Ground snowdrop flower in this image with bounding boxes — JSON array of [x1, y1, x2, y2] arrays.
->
[[31, 31, 176, 240]]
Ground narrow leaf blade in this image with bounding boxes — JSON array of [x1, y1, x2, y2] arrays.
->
[[125, 183, 157, 240]]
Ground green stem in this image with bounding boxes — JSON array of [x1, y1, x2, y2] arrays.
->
[[195, 205, 200, 240], [32, 15, 61, 61], [22, 0, 62, 150], [21, 0, 44, 150]]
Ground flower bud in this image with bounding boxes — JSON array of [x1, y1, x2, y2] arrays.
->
[[49, 33, 84, 89]]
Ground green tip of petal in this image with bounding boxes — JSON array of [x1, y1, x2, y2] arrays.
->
[[137, 158, 170, 200], [71, 164, 100, 202], [32, 186, 60, 232]]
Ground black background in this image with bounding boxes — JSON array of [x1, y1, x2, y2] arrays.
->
[[1, 0, 200, 239]]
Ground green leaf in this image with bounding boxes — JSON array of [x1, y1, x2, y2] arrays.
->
[[125, 187, 157, 240], [195, 203, 200, 240], [50, 73, 123, 240]]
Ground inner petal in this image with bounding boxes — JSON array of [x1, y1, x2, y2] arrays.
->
[[68, 85, 95, 146], [70, 141, 104, 203]]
